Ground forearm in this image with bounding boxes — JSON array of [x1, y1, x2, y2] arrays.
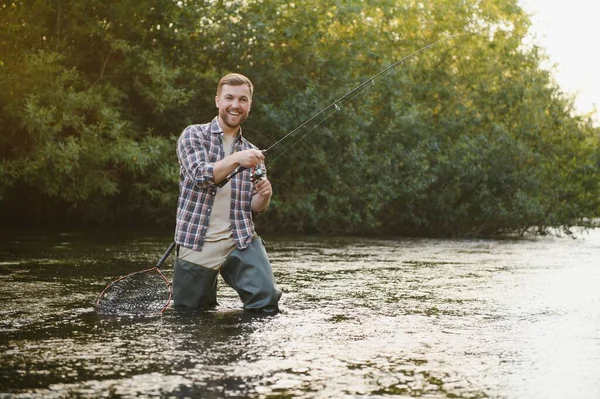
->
[[251, 194, 270, 213], [213, 149, 265, 184], [212, 153, 242, 184]]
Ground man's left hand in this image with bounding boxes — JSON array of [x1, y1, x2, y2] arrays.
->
[[253, 177, 272, 199]]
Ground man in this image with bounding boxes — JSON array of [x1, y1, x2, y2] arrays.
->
[[173, 73, 281, 312]]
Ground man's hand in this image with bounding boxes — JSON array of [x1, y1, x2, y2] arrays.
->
[[251, 177, 272, 212], [213, 149, 264, 184], [235, 149, 265, 168], [253, 177, 272, 199]]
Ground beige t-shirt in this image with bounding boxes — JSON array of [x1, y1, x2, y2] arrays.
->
[[205, 133, 235, 242]]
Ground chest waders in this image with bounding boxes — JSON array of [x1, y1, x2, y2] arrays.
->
[[173, 237, 281, 312]]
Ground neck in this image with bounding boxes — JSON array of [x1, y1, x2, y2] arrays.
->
[[218, 116, 240, 137], [223, 128, 238, 137]]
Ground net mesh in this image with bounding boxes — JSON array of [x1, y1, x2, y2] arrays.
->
[[96, 268, 171, 315]]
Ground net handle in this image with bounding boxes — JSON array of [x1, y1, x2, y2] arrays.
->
[[156, 242, 176, 269]]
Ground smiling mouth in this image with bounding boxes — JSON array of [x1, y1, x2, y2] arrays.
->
[[228, 111, 241, 116]]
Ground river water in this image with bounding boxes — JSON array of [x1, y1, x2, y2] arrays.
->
[[0, 228, 599, 398]]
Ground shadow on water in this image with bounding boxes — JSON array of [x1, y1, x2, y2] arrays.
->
[[1, 228, 600, 398]]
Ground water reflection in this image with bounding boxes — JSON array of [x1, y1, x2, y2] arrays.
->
[[0, 229, 599, 398]]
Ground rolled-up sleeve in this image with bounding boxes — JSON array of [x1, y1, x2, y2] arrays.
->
[[177, 125, 215, 187]]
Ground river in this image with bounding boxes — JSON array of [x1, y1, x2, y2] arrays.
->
[[1, 228, 599, 398]]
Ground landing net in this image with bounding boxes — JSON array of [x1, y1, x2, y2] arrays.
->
[[96, 268, 171, 315]]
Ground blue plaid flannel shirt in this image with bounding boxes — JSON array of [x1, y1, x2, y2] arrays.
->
[[175, 117, 264, 251]]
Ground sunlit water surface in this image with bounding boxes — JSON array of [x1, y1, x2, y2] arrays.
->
[[1, 229, 599, 398]]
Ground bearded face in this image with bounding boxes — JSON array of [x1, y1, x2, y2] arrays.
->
[[216, 84, 252, 133]]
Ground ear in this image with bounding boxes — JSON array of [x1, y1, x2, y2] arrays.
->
[[215, 95, 219, 108]]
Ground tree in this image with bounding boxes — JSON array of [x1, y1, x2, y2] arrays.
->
[[1, 0, 598, 235]]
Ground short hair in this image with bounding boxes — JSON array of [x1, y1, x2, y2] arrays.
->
[[217, 73, 253, 98]]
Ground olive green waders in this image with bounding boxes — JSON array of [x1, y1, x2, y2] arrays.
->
[[173, 237, 281, 312]]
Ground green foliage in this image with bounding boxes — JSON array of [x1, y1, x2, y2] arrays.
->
[[0, 0, 598, 235], [0, 0, 198, 225]]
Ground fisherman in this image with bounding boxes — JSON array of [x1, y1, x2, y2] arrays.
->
[[173, 73, 281, 312]]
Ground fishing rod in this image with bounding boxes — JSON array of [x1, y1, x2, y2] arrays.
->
[[217, 34, 459, 187]]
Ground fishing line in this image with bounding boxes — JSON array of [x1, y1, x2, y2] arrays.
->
[[266, 77, 380, 166], [219, 34, 461, 186]]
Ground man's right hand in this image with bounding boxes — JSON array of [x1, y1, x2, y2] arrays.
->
[[213, 149, 265, 185], [235, 149, 265, 168]]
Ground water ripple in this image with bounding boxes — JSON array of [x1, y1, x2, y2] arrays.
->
[[1, 229, 599, 398]]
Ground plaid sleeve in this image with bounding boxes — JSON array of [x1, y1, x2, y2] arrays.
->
[[177, 125, 216, 187]]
